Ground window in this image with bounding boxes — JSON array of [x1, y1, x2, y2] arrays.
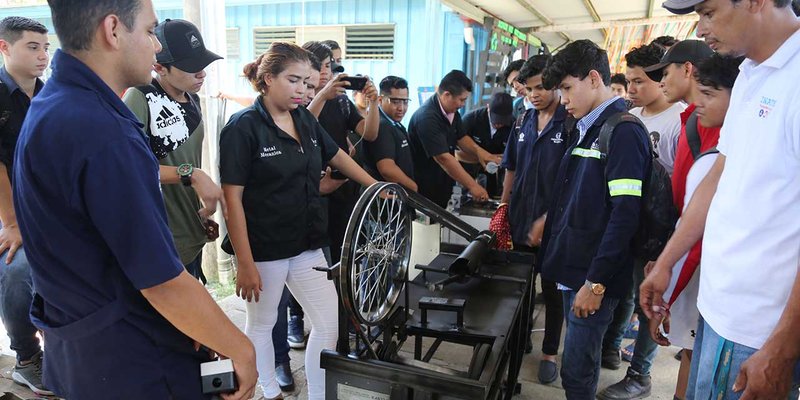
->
[[253, 27, 297, 56], [226, 27, 240, 59], [344, 24, 395, 60]]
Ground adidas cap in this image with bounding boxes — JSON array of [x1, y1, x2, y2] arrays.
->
[[155, 19, 222, 73]]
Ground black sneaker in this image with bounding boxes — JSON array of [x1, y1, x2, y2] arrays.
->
[[12, 351, 54, 396], [596, 369, 652, 400], [275, 361, 295, 392], [287, 315, 306, 349], [601, 347, 621, 370]]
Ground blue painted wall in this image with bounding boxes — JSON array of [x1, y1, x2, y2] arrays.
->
[[0, 0, 467, 118]]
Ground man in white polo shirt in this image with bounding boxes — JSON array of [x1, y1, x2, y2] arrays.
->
[[640, 0, 800, 399]]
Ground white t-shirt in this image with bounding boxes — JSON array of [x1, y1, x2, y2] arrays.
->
[[663, 153, 718, 350], [630, 103, 686, 176], [699, 28, 800, 350]]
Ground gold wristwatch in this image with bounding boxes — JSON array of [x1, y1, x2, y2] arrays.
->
[[585, 280, 606, 295]]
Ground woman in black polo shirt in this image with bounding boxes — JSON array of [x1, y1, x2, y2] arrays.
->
[[219, 42, 377, 400]]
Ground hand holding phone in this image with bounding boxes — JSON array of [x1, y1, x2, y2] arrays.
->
[[341, 76, 368, 91]]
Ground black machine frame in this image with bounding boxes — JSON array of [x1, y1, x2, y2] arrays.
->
[[317, 183, 536, 400]]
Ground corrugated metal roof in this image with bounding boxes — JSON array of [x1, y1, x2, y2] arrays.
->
[[442, 0, 698, 50]]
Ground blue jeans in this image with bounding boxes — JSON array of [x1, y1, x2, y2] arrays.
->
[[601, 259, 659, 376], [271, 287, 290, 365], [0, 248, 41, 361], [687, 317, 800, 400], [561, 290, 619, 400], [603, 283, 635, 351]]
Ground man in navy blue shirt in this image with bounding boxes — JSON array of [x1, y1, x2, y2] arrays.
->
[[0, 16, 51, 395], [537, 40, 651, 399], [500, 54, 568, 385], [13, 1, 256, 398]]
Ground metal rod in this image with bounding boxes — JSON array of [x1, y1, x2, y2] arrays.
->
[[422, 338, 443, 363]]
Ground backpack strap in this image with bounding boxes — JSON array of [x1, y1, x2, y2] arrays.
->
[[685, 109, 702, 160], [563, 114, 577, 143], [697, 147, 719, 158], [597, 112, 648, 164]]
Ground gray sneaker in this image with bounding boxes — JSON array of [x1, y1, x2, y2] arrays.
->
[[12, 351, 54, 396]]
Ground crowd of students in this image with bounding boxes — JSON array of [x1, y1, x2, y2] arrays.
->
[[0, 0, 797, 399]]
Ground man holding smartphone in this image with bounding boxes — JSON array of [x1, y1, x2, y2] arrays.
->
[[305, 41, 380, 265]]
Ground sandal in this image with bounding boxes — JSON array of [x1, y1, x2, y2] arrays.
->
[[621, 342, 635, 362], [623, 319, 640, 339]]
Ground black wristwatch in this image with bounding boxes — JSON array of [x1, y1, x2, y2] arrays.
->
[[177, 163, 193, 187]]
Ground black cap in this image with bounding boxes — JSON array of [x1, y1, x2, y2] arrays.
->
[[331, 62, 345, 73], [489, 92, 514, 127], [662, 0, 704, 14], [156, 19, 222, 73], [643, 40, 713, 74]]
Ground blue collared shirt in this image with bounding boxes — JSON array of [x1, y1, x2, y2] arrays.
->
[[557, 95, 620, 291], [13, 50, 206, 398], [577, 95, 620, 142]]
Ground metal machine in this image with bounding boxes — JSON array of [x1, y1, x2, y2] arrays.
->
[[318, 182, 535, 400]]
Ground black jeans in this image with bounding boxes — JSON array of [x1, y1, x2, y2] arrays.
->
[[516, 243, 564, 356]]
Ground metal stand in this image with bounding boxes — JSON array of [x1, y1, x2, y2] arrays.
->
[[319, 183, 534, 399]]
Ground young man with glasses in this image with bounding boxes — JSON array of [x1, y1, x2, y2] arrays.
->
[[362, 76, 416, 192]]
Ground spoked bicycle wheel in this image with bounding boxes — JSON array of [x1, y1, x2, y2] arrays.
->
[[340, 182, 412, 326]]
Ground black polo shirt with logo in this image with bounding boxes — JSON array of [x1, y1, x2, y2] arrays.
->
[[318, 95, 363, 151], [408, 94, 466, 208], [362, 109, 414, 182], [219, 96, 339, 262], [0, 67, 44, 181], [461, 107, 511, 155]]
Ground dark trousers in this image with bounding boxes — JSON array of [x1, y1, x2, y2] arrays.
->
[[560, 290, 619, 400], [0, 248, 40, 362], [271, 287, 290, 365], [514, 243, 564, 356], [327, 182, 360, 265], [537, 275, 564, 355], [601, 258, 659, 375]]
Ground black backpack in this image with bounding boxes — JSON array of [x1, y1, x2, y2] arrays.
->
[[598, 112, 678, 261]]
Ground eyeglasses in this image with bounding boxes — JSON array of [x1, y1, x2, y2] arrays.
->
[[387, 97, 411, 105]]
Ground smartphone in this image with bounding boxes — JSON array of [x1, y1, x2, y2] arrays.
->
[[341, 76, 368, 91]]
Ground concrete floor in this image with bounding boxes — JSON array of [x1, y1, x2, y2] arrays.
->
[[0, 287, 683, 399], [216, 292, 684, 400]]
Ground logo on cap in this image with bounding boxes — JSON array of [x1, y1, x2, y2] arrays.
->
[[188, 34, 201, 49]]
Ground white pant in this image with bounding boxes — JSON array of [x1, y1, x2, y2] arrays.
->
[[245, 249, 338, 399]]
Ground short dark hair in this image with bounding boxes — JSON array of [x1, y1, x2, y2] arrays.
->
[[542, 39, 610, 90], [308, 53, 321, 71], [610, 73, 627, 90], [437, 70, 472, 96], [625, 43, 666, 69], [792, 0, 800, 16], [502, 59, 525, 83], [650, 36, 678, 48], [47, 0, 141, 53], [517, 55, 550, 83], [694, 53, 744, 91], [321, 39, 340, 51], [0, 17, 47, 44], [379, 75, 408, 96], [302, 41, 332, 65]]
